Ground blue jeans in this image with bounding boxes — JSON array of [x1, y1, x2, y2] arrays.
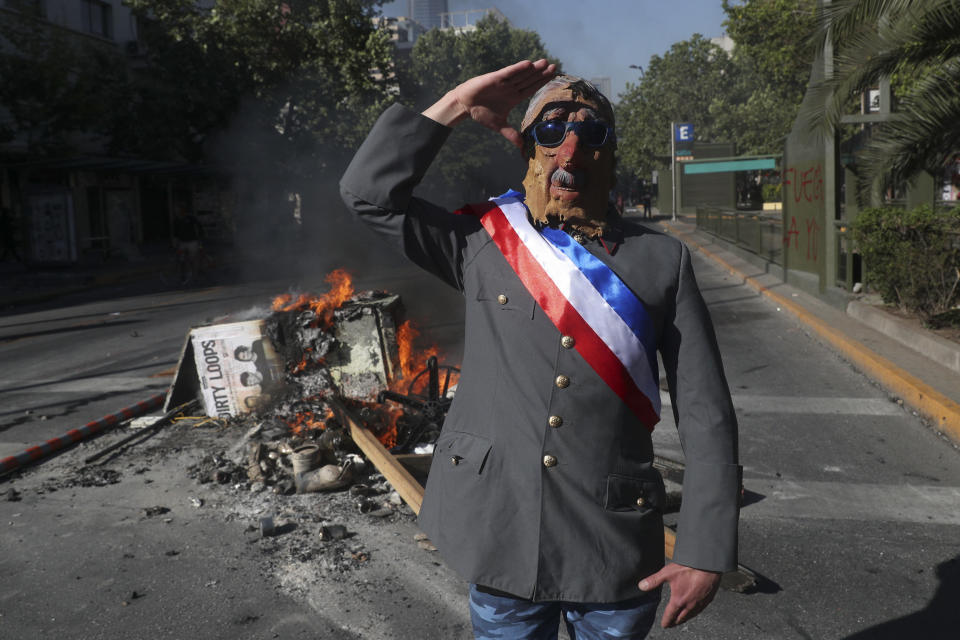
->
[[469, 584, 661, 640]]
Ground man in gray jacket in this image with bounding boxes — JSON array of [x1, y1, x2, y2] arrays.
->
[[340, 59, 740, 639]]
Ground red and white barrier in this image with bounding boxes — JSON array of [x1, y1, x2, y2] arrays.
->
[[0, 392, 165, 476]]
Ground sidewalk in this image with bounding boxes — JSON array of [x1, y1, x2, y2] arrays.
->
[[0, 245, 213, 310], [636, 208, 960, 447], [0, 254, 160, 308]]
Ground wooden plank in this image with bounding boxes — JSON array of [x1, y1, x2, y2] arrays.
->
[[664, 527, 676, 559], [393, 453, 433, 478], [331, 400, 424, 515]]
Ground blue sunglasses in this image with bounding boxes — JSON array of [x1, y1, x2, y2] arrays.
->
[[529, 119, 614, 148]]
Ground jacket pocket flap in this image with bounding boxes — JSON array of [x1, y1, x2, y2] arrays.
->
[[435, 430, 492, 475], [604, 473, 665, 512]]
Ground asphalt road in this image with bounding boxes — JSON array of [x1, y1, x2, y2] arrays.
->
[[1, 238, 958, 639]]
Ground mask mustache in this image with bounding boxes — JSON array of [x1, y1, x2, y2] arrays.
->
[[551, 166, 585, 190]]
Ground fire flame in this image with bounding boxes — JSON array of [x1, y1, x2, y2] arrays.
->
[[286, 406, 335, 436], [378, 405, 401, 449], [373, 320, 459, 448], [270, 271, 461, 450], [291, 347, 313, 374], [392, 321, 441, 394], [272, 269, 355, 327]]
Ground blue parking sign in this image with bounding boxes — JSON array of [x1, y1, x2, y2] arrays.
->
[[674, 123, 694, 143]]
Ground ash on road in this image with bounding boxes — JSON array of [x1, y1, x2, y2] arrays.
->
[[0, 418, 472, 639]]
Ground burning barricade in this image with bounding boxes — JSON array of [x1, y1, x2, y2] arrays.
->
[[168, 269, 459, 506]]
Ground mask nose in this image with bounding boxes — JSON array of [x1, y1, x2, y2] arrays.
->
[[557, 129, 585, 164]]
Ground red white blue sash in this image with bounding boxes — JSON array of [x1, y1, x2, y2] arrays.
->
[[459, 195, 661, 430]]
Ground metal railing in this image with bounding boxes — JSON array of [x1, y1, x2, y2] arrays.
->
[[696, 206, 783, 265]]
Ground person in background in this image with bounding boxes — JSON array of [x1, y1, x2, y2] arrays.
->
[[641, 183, 653, 219], [171, 203, 204, 284]]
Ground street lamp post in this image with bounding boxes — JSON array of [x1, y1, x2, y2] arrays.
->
[[671, 121, 677, 221]]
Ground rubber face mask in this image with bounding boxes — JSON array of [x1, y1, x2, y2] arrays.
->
[[520, 78, 616, 237]]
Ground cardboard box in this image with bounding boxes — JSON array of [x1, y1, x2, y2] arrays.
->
[[165, 320, 283, 417], [326, 294, 402, 399]]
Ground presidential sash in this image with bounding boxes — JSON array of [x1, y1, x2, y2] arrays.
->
[[458, 194, 661, 430]]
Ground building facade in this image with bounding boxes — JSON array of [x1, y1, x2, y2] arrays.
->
[[408, 0, 447, 31], [0, 0, 225, 265]]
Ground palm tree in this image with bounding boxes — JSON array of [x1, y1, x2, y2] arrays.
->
[[804, 0, 960, 198]]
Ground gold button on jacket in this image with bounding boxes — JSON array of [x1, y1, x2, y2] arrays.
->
[[548, 415, 563, 428], [543, 455, 558, 468], [497, 294, 508, 305], [560, 335, 575, 349], [636, 497, 646, 508], [555, 374, 570, 389]]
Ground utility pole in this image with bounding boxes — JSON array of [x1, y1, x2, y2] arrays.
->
[[671, 122, 694, 221], [670, 121, 678, 221]]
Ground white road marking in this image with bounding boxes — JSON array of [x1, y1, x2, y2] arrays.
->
[[659, 392, 903, 416], [742, 480, 960, 525]]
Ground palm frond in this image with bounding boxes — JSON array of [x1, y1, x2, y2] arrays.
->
[[810, 0, 944, 49], [801, 0, 960, 136], [853, 58, 960, 198]]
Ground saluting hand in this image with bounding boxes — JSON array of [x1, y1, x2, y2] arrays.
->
[[639, 563, 722, 629], [422, 59, 556, 148]]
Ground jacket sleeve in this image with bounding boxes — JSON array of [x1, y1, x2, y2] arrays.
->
[[339, 103, 476, 292], [660, 242, 741, 573]]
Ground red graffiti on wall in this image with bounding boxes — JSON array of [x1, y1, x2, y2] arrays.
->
[[782, 164, 823, 203], [781, 216, 822, 263], [783, 216, 800, 248]]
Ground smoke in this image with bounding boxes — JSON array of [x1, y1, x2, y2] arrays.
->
[[203, 92, 465, 358], [203, 93, 412, 284]]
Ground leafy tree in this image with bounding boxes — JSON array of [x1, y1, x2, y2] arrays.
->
[[716, 0, 817, 155], [0, 0, 395, 178], [616, 2, 818, 179], [123, 0, 395, 177], [803, 0, 960, 197], [398, 14, 557, 205], [616, 35, 735, 177], [722, 0, 816, 95]]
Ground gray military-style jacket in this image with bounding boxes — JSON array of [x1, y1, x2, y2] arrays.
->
[[340, 104, 741, 603]]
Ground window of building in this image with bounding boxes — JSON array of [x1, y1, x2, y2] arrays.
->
[[82, 0, 113, 39]]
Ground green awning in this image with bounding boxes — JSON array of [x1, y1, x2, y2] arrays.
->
[[683, 158, 778, 174]]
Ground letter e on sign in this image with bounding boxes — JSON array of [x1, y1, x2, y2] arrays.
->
[[675, 123, 694, 143]]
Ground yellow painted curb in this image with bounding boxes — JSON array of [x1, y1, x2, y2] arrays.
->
[[663, 223, 960, 446]]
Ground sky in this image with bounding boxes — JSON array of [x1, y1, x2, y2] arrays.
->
[[379, 0, 731, 100]]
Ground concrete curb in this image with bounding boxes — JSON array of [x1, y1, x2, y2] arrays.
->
[[661, 222, 960, 446], [847, 300, 960, 375]]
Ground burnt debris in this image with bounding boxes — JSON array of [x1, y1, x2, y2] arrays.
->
[[186, 280, 458, 499]]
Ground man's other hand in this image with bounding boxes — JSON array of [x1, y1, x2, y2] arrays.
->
[[422, 59, 556, 147], [638, 563, 721, 629]]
